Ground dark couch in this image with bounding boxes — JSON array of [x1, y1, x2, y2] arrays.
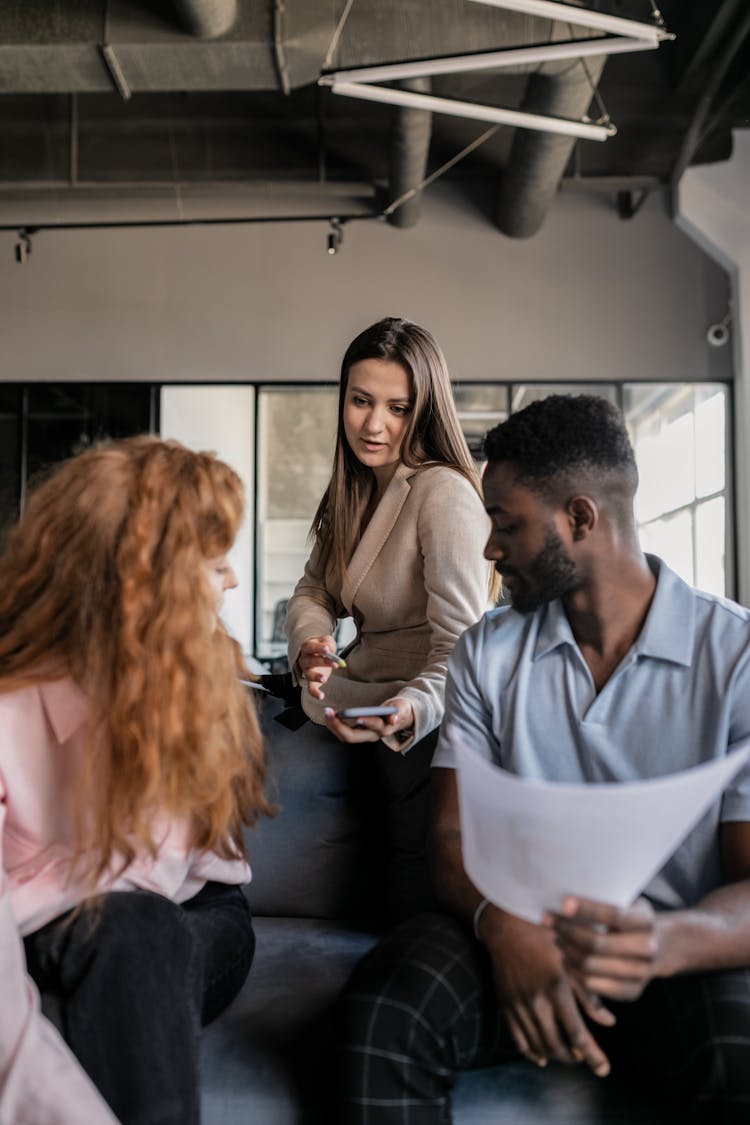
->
[[200, 695, 678, 1123]]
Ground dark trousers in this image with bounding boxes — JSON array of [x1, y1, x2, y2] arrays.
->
[[24, 880, 255, 1125], [373, 728, 440, 924], [333, 911, 750, 1124], [269, 685, 440, 924]]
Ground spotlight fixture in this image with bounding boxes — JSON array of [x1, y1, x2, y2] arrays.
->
[[327, 218, 344, 255], [14, 228, 33, 264]]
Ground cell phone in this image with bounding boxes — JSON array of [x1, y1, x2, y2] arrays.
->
[[336, 706, 398, 724]]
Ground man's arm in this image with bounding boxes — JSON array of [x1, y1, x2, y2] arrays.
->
[[429, 767, 613, 1076], [553, 821, 750, 999]]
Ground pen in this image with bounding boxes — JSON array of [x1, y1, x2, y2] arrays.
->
[[320, 651, 347, 668]]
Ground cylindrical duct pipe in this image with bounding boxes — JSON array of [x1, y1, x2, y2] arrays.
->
[[496, 55, 606, 238], [173, 0, 238, 39], [386, 77, 433, 229]]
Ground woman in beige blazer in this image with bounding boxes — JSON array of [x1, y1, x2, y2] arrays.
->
[[285, 317, 495, 919]]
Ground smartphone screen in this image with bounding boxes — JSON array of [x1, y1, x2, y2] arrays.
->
[[336, 705, 398, 722]]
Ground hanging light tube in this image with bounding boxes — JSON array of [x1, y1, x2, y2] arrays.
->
[[468, 0, 669, 42], [325, 35, 659, 86], [321, 79, 616, 141]]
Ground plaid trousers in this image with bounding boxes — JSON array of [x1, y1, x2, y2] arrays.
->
[[332, 911, 750, 1124]]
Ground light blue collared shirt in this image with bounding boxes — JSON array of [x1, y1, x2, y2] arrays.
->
[[434, 557, 750, 910]]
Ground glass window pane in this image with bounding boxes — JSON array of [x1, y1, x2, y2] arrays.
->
[[626, 386, 690, 520], [90, 385, 154, 441], [511, 384, 618, 412], [624, 382, 729, 597], [257, 387, 338, 659], [160, 385, 255, 654], [639, 509, 694, 587], [695, 496, 725, 596], [26, 417, 92, 485], [26, 384, 90, 415], [630, 392, 696, 522], [694, 386, 726, 498], [453, 383, 509, 461], [26, 383, 91, 485]]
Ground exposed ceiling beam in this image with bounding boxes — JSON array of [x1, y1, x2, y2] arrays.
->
[[670, 5, 750, 185], [676, 0, 747, 92]]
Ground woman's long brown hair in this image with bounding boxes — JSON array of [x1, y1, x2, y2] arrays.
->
[[311, 317, 499, 600], [0, 436, 271, 884]]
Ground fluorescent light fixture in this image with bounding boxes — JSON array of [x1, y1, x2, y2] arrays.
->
[[469, 0, 669, 41], [320, 2, 673, 146], [322, 79, 616, 141], [326, 35, 658, 85]]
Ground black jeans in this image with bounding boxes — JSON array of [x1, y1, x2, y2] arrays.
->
[[24, 880, 255, 1125], [333, 911, 750, 1125], [373, 728, 440, 923]]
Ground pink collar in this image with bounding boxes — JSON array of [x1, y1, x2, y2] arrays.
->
[[38, 679, 90, 744]]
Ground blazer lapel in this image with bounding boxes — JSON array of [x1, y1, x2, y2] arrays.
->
[[341, 462, 414, 611]]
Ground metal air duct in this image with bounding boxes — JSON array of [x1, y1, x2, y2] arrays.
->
[[495, 53, 607, 237], [173, 0, 238, 39], [387, 77, 433, 229]]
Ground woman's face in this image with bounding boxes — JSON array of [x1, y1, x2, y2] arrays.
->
[[204, 554, 238, 618], [343, 358, 414, 483]]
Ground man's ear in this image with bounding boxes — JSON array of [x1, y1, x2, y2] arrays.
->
[[566, 496, 597, 541]]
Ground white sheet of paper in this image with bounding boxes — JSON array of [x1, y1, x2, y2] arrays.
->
[[454, 734, 750, 924]]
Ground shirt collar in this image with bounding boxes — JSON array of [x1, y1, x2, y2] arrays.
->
[[631, 555, 694, 667], [39, 678, 90, 744], [533, 555, 694, 668], [533, 598, 576, 661]]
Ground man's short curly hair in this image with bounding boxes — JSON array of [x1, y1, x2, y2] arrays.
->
[[484, 394, 638, 501]]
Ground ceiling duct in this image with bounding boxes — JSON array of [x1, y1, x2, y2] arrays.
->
[[386, 77, 433, 229], [495, 52, 607, 237], [0, 1, 329, 94], [173, 0, 238, 39]]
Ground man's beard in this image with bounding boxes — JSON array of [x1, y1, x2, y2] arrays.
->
[[499, 527, 578, 613]]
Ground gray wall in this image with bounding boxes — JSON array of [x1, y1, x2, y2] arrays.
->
[[0, 184, 730, 386]]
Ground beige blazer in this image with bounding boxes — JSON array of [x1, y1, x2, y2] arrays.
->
[[285, 462, 492, 752]]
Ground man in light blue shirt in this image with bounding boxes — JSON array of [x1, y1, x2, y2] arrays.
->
[[334, 394, 750, 1124], [433, 553, 750, 913]]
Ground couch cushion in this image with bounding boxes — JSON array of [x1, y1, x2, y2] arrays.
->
[[245, 697, 380, 919], [200, 916, 378, 1124]]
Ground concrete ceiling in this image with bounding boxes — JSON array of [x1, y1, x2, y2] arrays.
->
[[0, 0, 748, 236]]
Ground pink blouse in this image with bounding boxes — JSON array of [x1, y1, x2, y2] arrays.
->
[[0, 679, 252, 1123]]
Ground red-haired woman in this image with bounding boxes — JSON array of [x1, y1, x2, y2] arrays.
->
[[0, 437, 271, 1124]]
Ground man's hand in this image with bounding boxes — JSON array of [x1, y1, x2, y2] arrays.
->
[[549, 895, 668, 1002], [481, 908, 614, 1076]]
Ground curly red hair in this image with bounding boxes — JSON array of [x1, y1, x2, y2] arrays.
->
[[0, 435, 271, 882]]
